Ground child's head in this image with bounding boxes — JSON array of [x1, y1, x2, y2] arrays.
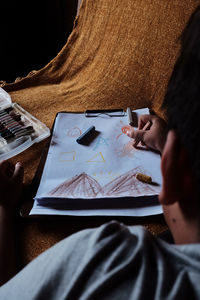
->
[[163, 6, 200, 202]]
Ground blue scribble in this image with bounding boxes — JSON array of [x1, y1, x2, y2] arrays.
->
[[93, 137, 109, 151]]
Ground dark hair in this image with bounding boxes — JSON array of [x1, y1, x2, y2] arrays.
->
[[163, 6, 200, 198]]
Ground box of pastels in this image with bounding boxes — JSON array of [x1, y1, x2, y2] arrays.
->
[[0, 87, 50, 160]]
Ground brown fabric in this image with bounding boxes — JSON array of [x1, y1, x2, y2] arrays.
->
[[3, 0, 199, 184], [2, 0, 199, 264]]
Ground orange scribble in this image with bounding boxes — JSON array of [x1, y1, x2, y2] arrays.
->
[[116, 133, 122, 140], [67, 127, 82, 137], [115, 141, 136, 158], [121, 125, 130, 134]]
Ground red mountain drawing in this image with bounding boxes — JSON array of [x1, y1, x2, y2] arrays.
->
[[101, 167, 160, 197], [48, 172, 102, 198], [47, 167, 160, 199]]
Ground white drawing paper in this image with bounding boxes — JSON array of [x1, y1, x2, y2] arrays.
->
[[30, 108, 163, 216]]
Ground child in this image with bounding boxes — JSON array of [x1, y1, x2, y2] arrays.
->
[[0, 6, 200, 300]]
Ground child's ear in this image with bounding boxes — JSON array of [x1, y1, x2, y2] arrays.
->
[[159, 130, 194, 205]]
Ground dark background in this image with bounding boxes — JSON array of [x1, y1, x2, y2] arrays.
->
[[0, 0, 78, 83]]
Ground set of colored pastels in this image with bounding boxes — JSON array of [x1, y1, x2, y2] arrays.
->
[[0, 107, 34, 147], [0, 87, 50, 160]]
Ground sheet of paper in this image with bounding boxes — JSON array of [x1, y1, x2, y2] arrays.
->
[[30, 202, 162, 217], [30, 108, 163, 216]]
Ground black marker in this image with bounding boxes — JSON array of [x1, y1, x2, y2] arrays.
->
[[76, 126, 95, 144]]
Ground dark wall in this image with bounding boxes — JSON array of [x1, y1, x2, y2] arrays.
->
[[0, 0, 77, 82]]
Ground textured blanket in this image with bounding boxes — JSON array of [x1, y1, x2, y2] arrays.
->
[[2, 0, 198, 184]]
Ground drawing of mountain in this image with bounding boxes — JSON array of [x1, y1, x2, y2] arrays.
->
[[48, 173, 102, 198], [101, 167, 160, 197]]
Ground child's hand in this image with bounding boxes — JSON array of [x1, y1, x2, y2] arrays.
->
[[126, 114, 167, 153], [0, 160, 24, 213]]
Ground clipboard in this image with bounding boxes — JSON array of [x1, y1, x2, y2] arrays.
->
[[20, 108, 163, 218]]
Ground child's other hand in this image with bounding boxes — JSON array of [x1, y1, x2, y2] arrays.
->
[[126, 114, 167, 153], [0, 161, 24, 213]]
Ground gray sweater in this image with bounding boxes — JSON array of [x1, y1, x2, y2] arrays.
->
[[0, 221, 200, 299]]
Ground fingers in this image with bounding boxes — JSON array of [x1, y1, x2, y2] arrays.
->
[[0, 160, 14, 177], [126, 127, 135, 138], [12, 162, 24, 184], [138, 114, 152, 129], [0, 160, 24, 183], [138, 114, 160, 130], [126, 128, 146, 146], [0, 160, 8, 174], [127, 120, 152, 147]]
